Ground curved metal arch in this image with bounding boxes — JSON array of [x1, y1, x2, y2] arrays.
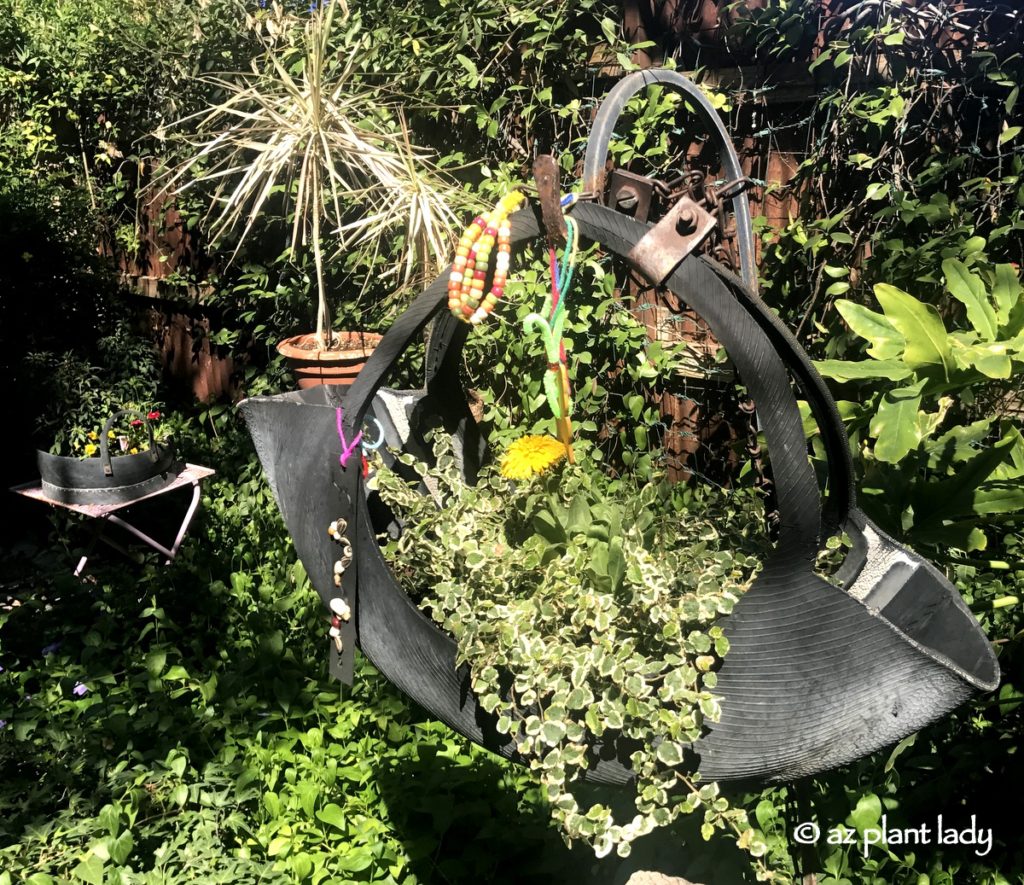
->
[[581, 68, 758, 294]]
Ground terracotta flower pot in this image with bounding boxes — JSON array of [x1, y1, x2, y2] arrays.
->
[[276, 331, 382, 390]]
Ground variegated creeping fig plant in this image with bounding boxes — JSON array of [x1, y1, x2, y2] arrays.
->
[[374, 432, 771, 860]]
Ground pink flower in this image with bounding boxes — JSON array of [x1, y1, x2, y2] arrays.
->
[[147, 411, 161, 421]]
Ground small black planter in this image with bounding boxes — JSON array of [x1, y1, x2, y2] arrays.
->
[[37, 409, 184, 506]]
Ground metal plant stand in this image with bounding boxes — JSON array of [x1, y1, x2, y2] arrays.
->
[[11, 463, 215, 576]]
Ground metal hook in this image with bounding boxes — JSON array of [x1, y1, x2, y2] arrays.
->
[[532, 154, 567, 248]]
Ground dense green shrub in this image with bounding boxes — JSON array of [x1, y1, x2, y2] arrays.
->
[[0, 0, 255, 226]]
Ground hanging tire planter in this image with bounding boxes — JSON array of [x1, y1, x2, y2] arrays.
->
[[240, 71, 998, 792], [37, 409, 183, 506]]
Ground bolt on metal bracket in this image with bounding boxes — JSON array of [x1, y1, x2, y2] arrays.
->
[[627, 195, 717, 286], [607, 168, 656, 223]]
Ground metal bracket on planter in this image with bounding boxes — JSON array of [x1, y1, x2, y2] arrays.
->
[[606, 168, 656, 224], [532, 154, 567, 248], [582, 68, 758, 293], [627, 195, 717, 286]]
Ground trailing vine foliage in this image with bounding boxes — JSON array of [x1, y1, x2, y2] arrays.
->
[[375, 432, 769, 859], [733, 4, 1024, 326], [355, 0, 629, 162]]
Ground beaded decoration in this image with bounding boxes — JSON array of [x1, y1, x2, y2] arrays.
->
[[448, 192, 525, 324], [448, 188, 579, 459]]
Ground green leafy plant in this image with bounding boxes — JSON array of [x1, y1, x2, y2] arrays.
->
[[375, 431, 770, 862], [22, 319, 165, 458], [815, 259, 1024, 554], [76, 409, 166, 459]]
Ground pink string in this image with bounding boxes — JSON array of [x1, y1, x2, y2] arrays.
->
[[548, 246, 567, 365], [336, 407, 363, 469], [548, 246, 560, 320]]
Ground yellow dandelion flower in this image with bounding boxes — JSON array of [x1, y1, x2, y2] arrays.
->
[[499, 435, 568, 480]]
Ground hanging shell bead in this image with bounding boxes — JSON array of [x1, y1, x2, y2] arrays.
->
[[327, 597, 349, 649], [327, 518, 348, 538], [328, 517, 354, 586]]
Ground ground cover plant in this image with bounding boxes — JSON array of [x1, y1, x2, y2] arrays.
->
[[377, 432, 768, 860], [0, 412, 618, 885]]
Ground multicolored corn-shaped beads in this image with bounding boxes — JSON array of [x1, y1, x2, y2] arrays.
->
[[448, 192, 524, 324]]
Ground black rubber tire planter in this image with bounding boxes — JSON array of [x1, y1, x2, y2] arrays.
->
[[38, 408, 183, 506], [241, 198, 998, 787]]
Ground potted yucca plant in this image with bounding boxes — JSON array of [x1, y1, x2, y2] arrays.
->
[[152, 0, 459, 387]]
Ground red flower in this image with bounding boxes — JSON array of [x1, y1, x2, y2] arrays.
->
[[147, 411, 161, 421], [131, 419, 143, 427]]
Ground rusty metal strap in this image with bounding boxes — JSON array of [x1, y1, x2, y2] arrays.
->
[[532, 155, 567, 248], [627, 195, 717, 285]]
